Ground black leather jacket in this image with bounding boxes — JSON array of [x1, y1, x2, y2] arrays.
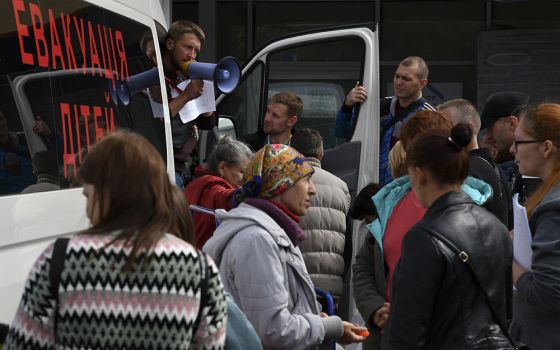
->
[[383, 191, 513, 350]]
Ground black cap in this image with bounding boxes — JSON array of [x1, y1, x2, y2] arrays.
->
[[480, 92, 527, 130]]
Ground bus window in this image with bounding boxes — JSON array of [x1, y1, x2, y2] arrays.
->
[[1, 0, 166, 196]]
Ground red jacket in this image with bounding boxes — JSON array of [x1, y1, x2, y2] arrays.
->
[[185, 167, 235, 248]]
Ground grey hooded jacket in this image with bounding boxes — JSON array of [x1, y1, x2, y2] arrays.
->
[[511, 183, 560, 349], [203, 203, 344, 350]]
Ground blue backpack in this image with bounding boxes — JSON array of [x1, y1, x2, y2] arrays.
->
[[224, 293, 262, 350]]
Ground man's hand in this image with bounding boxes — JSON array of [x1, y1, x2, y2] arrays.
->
[[344, 81, 368, 109], [184, 79, 204, 101], [339, 321, 369, 344], [149, 85, 163, 103], [371, 302, 390, 329], [32, 116, 51, 136], [168, 79, 205, 118]]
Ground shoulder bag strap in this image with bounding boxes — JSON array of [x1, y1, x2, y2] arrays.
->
[[193, 249, 209, 333], [474, 155, 504, 197], [425, 230, 522, 349], [49, 237, 70, 341]]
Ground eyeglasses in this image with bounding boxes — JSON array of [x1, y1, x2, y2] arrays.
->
[[511, 139, 544, 152]]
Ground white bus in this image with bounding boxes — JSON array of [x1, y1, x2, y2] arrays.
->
[[0, 0, 380, 329]]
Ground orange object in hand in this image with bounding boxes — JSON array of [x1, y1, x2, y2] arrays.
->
[[358, 330, 370, 337]]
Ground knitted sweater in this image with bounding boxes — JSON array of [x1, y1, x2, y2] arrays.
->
[[6, 232, 227, 350]]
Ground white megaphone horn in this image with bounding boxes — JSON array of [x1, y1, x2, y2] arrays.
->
[[180, 56, 241, 94]]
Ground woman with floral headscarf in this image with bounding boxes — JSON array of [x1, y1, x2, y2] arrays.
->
[[203, 144, 368, 350]]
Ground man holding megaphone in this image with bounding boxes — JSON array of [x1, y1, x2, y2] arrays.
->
[[161, 20, 215, 188]]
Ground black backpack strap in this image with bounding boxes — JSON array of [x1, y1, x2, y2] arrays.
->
[[425, 230, 524, 349], [474, 155, 504, 198], [380, 116, 399, 140], [49, 238, 69, 340], [49, 238, 70, 296], [378, 98, 395, 139], [193, 249, 209, 332]]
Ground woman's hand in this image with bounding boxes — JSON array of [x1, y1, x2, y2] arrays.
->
[[339, 321, 369, 344]]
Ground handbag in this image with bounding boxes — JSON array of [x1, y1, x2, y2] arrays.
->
[[426, 230, 530, 350]]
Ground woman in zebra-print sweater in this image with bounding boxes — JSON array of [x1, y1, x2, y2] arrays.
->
[[6, 131, 227, 350]]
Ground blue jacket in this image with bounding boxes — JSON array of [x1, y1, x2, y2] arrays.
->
[[367, 175, 493, 253], [334, 96, 435, 185]]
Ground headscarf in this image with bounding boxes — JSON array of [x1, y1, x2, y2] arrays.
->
[[233, 144, 314, 205]]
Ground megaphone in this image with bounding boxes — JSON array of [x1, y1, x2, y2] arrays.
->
[[180, 56, 240, 94], [115, 68, 160, 105]]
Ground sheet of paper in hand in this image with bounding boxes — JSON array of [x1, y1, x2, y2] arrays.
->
[[513, 193, 533, 271], [171, 80, 216, 124]]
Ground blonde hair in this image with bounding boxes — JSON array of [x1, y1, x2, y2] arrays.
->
[[389, 141, 408, 179], [167, 20, 205, 43], [520, 103, 560, 217]]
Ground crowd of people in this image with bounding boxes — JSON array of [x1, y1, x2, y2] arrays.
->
[[3, 18, 560, 350]]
